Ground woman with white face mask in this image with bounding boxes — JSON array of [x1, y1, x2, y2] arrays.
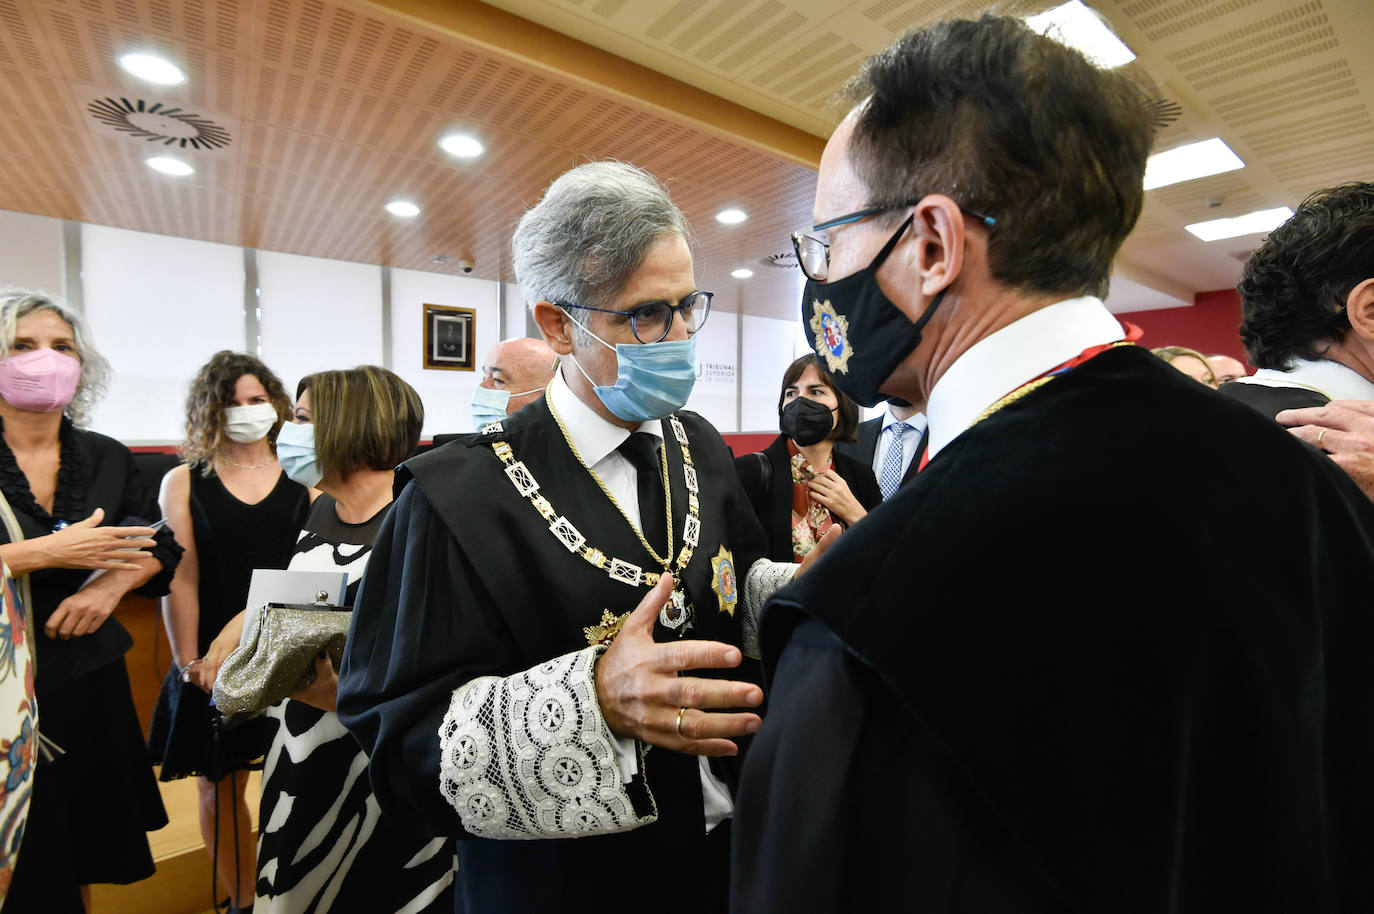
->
[[149, 350, 309, 914], [0, 289, 184, 913]]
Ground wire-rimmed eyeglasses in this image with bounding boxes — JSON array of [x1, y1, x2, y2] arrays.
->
[[556, 290, 713, 343], [791, 201, 996, 282]]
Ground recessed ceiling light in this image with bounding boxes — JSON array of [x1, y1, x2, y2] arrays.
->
[[1144, 138, 1245, 191], [1025, 1, 1135, 68], [439, 134, 484, 158], [1185, 206, 1293, 242], [731, 268, 754, 279], [145, 156, 193, 176], [385, 200, 420, 218], [118, 53, 186, 85], [716, 209, 747, 225]]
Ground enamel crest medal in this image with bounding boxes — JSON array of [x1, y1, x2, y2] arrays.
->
[[809, 298, 852, 374], [710, 546, 738, 617]]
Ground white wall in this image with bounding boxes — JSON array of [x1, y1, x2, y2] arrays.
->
[[389, 268, 499, 437], [0, 209, 64, 298], [684, 309, 737, 432], [257, 251, 384, 393], [82, 224, 245, 442], [740, 314, 805, 432]]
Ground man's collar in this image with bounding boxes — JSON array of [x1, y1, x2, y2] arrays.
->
[[1234, 357, 1374, 402], [548, 367, 662, 467], [882, 408, 927, 435], [926, 296, 1123, 459]]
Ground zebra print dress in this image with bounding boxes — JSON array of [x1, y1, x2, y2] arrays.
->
[[255, 494, 455, 914]]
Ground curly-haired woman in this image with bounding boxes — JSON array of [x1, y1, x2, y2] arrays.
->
[[149, 350, 309, 914]]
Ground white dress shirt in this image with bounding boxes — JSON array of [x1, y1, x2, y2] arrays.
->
[[870, 409, 929, 481], [547, 369, 734, 831], [925, 296, 1125, 460], [1230, 357, 1374, 402]]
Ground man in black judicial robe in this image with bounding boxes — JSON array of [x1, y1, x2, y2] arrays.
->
[[731, 16, 1374, 914], [338, 162, 791, 914]]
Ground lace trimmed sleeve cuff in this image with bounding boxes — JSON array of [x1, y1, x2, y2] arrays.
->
[[438, 644, 657, 840], [742, 559, 798, 658]]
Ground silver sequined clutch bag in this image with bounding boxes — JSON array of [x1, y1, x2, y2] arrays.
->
[[212, 601, 351, 716]]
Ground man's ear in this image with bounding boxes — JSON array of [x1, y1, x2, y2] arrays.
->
[[906, 195, 966, 299], [533, 302, 574, 355], [1344, 278, 1374, 343]]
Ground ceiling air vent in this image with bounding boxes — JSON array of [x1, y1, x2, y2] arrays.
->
[[759, 251, 797, 269], [88, 97, 231, 150]]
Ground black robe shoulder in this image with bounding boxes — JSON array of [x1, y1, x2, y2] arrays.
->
[[733, 346, 1374, 914]]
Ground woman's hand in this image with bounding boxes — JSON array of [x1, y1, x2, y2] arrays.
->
[[292, 654, 339, 712], [807, 469, 867, 525], [7, 508, 158, 576], [45, 586, 122, 639], [191, 609, 249, 693]]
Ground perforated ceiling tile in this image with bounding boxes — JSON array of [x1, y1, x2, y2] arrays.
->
[[1166, 3, 1338, 90], [1118, 0, 1262, 42], [1206, 61, 1357, 126]]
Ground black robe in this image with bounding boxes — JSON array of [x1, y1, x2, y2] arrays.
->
[[338, 396, 766, 914], [1218, 378, 1327, 418], [731, 346, 1374, 913]]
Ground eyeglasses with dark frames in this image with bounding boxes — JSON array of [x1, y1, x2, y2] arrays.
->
[[556, 290, 713, 343], [791, 200, 997, 282]]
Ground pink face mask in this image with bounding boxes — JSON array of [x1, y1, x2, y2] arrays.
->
[[0, 349, 82, 413]]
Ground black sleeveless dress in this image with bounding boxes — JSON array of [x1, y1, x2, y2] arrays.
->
[[148, 465, 308, 781]]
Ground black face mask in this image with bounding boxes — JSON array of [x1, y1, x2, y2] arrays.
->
[[780, 396, 836, 446], [802, 214, 948, 408]]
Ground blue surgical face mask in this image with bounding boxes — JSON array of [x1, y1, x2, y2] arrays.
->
[[275, 421, 323, 488], [565, 315, 698, 422], [470, 383, 544, 429]]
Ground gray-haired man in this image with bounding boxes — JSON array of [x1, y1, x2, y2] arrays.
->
[[339, 162, 806, 913]]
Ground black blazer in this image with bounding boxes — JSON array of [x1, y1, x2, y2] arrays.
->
[[734, 433, 882, 562], [836, 415, 927, 495]]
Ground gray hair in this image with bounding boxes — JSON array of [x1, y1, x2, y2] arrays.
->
[[0, 288, 111, 425], [511, 161, 690, 313]]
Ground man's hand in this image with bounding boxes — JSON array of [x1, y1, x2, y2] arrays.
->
[[46, 586, 122, 639], [1277, 399, 1374, 500], [594, 574, 763, 757]]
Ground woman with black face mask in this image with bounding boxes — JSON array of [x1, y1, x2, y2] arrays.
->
[[734, 354, 881, 563]]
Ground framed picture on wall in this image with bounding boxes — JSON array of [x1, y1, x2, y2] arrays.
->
[[423, 304, 475, 371]]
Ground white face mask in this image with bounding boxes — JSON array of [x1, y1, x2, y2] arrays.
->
[[224, 402, 279, 444]]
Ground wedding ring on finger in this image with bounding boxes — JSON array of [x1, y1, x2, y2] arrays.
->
[[1318, 427, 1327, 448], [675, 706, 688, 737]]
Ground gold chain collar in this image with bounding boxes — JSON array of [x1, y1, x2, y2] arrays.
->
[[487, 402, 701, 625]]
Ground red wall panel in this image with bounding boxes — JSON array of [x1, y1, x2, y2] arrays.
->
[[1125, 289, 1249, 366]]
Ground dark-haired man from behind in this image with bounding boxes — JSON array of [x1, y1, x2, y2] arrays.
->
[[731, 15, 1374, 914], [1220, 181, 1374, 499]]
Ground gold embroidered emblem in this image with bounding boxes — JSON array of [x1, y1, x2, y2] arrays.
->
[[809, 298, 852, 374], [710, 547, 738, 618], [583, 609, 632, 647]]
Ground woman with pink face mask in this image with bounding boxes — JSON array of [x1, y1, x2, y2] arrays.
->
[[0, 289, 184, 913]]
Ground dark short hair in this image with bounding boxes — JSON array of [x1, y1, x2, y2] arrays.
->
[[1237, 182, 1374, 369], [777, 353, 860, 444], [304, 366, 424, 479], [843, 14, 1154, 299]]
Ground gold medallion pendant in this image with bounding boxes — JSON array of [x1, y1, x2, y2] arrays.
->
[[710, 546, 738, 618], [583, 609, 632, 647]]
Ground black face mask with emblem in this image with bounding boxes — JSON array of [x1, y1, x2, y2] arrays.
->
[[801, 214, 948, 408]]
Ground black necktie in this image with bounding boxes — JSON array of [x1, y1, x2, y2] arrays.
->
[[617, 432, 668, 553]]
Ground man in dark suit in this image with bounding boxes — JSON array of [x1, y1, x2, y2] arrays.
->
[[837, 398, 925, 500]]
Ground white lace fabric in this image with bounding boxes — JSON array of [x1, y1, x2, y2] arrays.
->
[[742, 559, 798, 658], [438, 645, 656, 839]]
